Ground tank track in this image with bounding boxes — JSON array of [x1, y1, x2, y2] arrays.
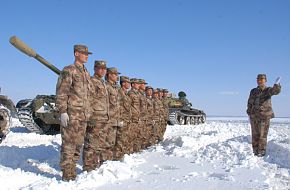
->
[[169, 111, 206, 125], [18, 107, 44, 134]]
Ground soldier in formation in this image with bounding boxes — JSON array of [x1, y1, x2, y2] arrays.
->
[[0, 105, 10, 143], [247, 74, 281, 157]]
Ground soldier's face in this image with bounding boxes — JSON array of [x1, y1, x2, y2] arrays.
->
[[109, 73, 119, 83], [146, 89, 153, 96], [257, 78, 266, 87], [140, 84, 146, 91], [164, 92, 168, 97], [132, 83, 139, 90], [75, 51, 89, 63], [95, 67, 107, 77], [123, 81, 131, 89], [153, 92, 159, 98]]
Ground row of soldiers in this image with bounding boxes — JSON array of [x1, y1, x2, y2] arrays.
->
[[56, 45, 170, 181]]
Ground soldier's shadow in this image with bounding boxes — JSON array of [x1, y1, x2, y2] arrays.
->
[[264, 140, 290, 171], [0, 142, 63, 180]]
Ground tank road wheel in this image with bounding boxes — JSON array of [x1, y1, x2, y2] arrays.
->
[[201, 116, 206, 123], [185, 117, 190, 125], [177, 115, 185, 125], [194, 117, 198, 125], [190, 117, 195, 125]]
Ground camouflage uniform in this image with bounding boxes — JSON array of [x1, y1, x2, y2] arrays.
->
[[83, 61, 110, 172], [153, 89, 162, 144], [161, 89, 170, 139], [0, 106, 10, 142], [157, 89, 165, 141], [105, 67, 121, 161], [128, 78, 141, 152], [114, 76, 132, 160], [56, 45, 92, 181], [139, 79, 148, 149], [145, 86, 155, 146], [247, 74, 281, 156]]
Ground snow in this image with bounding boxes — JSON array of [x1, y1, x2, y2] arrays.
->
[[0, 117, 289, 190]]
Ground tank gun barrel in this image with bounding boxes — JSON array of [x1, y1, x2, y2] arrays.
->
[[9, 36, 61, 75]]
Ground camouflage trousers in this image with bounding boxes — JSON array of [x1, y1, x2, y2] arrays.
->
[[113, 121, 131, 160], [139, 120, 150, 149], [152, 121, 160, 144], [160, 120, 167, 141], [60, 119, 87, 181], [0, 109, 10, 137], [129, 122, 140, 153], [83, 122, 117, 172], [250, 118, 270, 153]]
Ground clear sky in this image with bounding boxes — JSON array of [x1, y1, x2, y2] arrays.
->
[[1, 0, 289, 117]]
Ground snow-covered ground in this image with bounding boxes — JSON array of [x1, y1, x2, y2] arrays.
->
[[0, 117, 289, 190]]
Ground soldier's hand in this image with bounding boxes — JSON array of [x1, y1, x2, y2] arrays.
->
[[118, 121, 124, 127], [60, 113, 69, 128], [275, 77, 281, 84]]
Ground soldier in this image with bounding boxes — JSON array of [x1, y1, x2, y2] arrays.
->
[[152, 89, 162, 144], [83, 60, 109, 172], [161, 89, 170, 139], [128, 78, 141, 153], [105, 67, 121, 160], [138, 79, 149, 149], [247, 74, 281, 157], [114, 76, 132, 160], [178, 91, 192, 107], [56, 44, 92, 181], [0, 105, 10, 143], [145, 86, 155, 147], [156, 88, 165, 142]]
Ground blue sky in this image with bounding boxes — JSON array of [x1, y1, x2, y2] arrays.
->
[[1, 0, 289, 117]]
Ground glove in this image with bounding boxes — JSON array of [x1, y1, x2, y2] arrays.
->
[[118, 121, 124, 128], [152, 120, 156, 125], [60, 113, 69, 128], [275, 77, 281, 84]]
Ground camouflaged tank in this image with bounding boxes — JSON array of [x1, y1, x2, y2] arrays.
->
[[10, 36, 61, 134], [167, 91, 206, 125]]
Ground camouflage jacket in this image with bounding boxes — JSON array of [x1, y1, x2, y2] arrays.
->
[[153, 97, 162, 123], [139, 91, 147, 122], [157, 99, 165, 121], [106, 81, 120, 126], [247, 84, 281, 119], [0, 106, 10, 135], [146, 97, 154, 125], [90, 75, 110, 122], [128, 89, 140, 123], [162, 98, 170, 121], [118, 88, 131, 123], [56, 63, 91, 121]]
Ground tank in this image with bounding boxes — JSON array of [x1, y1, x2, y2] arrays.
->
[[167, 91, 206, 125], [10, 36, 61, 135]]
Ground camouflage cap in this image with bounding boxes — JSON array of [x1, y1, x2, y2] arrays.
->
[[74, 44, 92, 54], [120, 76, 130, 83], [94, 60, 107, 69], [156, 88, 162, 92], [145, 86, 153, 91], [257, 74, 267, 80], [130, 78, 139, 84], [107, 67, 121, 75], [153, 89, 159, 93], [163, 89, 169, 93], [138, 79, 148, 84]]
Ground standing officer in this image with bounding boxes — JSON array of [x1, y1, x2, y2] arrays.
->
[[105, 67, 121, 161], [138, 79, 148, 149], [114, 76, 132, 160], [145, 86, 155, 147], [128, 78, 141, 153], [56, 45, 92, 181], [83, 60, 109, 172], [247, 74, 281, 157], [152, 89, 161, 144]]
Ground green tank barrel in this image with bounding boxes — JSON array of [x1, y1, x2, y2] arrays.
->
[[9, 36, 61, 75]]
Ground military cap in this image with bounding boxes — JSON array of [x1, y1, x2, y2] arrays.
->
[[163, 89, 169, 93], [145, 86, 153, 91], [94, 60, 107, 69], [74, 44, 92, 54], [156, 88, 162, 92], [257, 74, 267, 80], [153, 89, 159, 93], [138, 79, 148, 84], [107, 67, 121, 75], [120, 76, 130, 83], [130, 78, 140, 84]]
